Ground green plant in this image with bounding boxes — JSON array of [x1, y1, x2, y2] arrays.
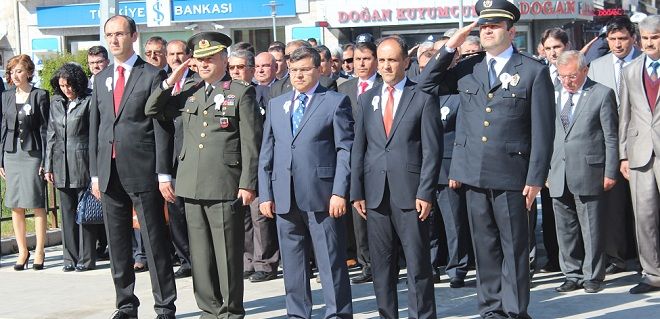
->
[[39, 51, 91, 95]]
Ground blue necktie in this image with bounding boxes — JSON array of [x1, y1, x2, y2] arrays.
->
[[489, 59, 497, 88], [292, 93, 307, 135], [651, 61, 659, 81]]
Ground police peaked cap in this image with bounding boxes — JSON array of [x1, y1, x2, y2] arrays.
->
[[475, 0, 521, 24]]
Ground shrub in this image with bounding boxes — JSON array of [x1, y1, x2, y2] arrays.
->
[[39, 51, 91, 95]]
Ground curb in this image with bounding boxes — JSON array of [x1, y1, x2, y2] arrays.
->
[[0, 228, 62, 255]]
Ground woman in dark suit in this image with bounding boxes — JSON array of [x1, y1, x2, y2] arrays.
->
[[0, 54, 50, 271], [44, 63, 99, 272]]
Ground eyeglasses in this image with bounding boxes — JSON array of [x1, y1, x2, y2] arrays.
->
[[289, 67, 316, 74], [557, 73, 580, 81], [342, 58, 354, 64], [104, 31, 130, 39], [145, 51, 164, 57], [229, 64, 251, 71]]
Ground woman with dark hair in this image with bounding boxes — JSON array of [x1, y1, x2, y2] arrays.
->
[[44, 63, 99, 272], [1, 54, 50, 271]]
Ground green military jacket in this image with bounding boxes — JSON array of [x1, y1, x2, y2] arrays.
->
[[146, 73, 262, 200]]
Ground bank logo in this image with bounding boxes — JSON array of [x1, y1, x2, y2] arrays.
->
[[147, 0, 172, 27]]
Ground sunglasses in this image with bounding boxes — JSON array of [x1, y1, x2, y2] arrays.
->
[[229, 64, 250, 70], [342, 58, 354, 64]]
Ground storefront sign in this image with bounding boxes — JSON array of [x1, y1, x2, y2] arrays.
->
[[36, 0, 296, 28], [328, 0, 593, 27], [146, 0, 172, 27]]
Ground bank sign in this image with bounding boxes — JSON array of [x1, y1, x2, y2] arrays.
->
[[327, 0, 594, 27], [36, 0, 296, 28]]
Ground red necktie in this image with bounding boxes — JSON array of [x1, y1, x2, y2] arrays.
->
[[113, 66, 125, 115], [383, 86, 395, 136], [359, 81, 368, 95], [174, 79, 182, 94]]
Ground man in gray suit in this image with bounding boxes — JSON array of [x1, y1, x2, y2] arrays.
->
[[547, 51, 618, 294], [258, 46, 354, 318], [588, 16, 642, 275], [351, 36, 442, 319], [619, 15, 660, 294]]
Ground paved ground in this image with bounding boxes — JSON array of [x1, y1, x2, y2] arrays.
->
[[1, 246, 659, 319]]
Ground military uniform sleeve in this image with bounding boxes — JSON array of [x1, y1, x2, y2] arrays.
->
[[237, 85, 262, 191], [417, 46, 460, 97]]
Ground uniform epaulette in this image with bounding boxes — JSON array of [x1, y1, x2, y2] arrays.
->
[[231, 80, 251, 87], [459, 51, 486, 61], [518, 51, 546, 64]]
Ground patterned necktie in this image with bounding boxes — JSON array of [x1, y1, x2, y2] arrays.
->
[[291, 93, 307, 135], [113, 66, 125, 115], [359, 81, 369, 95], [560, 92, 574, 131], [617, 58, 625, 97], [651, 61, 659, 82], [488, 59, 497, 88], [553, 70, 561, 87], [383, 86, 395, 136]]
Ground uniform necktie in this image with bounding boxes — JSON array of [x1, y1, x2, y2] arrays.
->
[[205, 85, 213, 102], [651, 61, 659, 82], [617, 58, 625, 97], [383, 86, 395, 136], [291, 93, 307, 135], [560, 92, 574, 130], [359, 81, 369, 95], [113, 66, 125, 115], [489, 59, 497, 88]]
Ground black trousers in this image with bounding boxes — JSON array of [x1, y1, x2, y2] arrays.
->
[[244, 197, 279, 273], [465, 186, 531, 319], [435, 185, 470, 279], [168, 178, 191, 270], [59, 187, 101, 268], [101, 162, 176, 316]]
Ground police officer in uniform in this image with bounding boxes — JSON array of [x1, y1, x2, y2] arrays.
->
[[418, 1, 555, 318], [145, 31, 262, 319]]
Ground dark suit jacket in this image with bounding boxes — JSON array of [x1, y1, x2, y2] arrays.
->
[[1, 87, 50, 167], [255, 84, 271, 121], [419, 48, 555, 191], [258, 84, 354, 214], [547, 78, 618, 197], [269, 74, 337, 100], [437, 94, 460, 185], [89, 56, 168, 193], [45, 94, 92, 189], [350, 79, 442, 209], [337, 75, 382, 117]]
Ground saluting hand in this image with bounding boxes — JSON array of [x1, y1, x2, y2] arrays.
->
[[166, 58, 192, 88], [446, 21, 478, 50]]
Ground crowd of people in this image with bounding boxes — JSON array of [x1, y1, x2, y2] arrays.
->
[[1, 0, 659, 318]]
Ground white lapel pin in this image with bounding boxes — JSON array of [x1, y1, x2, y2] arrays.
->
[[22, 104, 32, 115], [510, 74, 520, 87], [499, 73, 512, 90], [440, 106, 450, 120], [283, 100, 292, 114], [372, 96, 380, 111], [105, 77, 113, 92], [214, 94, 225, 111]]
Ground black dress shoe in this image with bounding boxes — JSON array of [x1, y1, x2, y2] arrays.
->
[[243, 270, 255, 279], [109, 310, 137, 319], [583, 280, 603, 293], [555, 280, 580, 292], [605, 264, 625, 274], [63, 265, 76, 272], [155, 314, 175, 319], [540, 262, 561, 273], [449, 277, 465, 288], [432, 267, 442, 283], [351, 272, 373, 284], [174, 267, 192, 279], [629, 282, 660, 294], [249, 271, 277, 282], [76, 265, 94, 272]]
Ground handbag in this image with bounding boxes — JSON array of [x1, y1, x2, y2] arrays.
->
[[76, 186, 104, 224]]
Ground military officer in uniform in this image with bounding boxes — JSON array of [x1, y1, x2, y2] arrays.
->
[[145, 31, 262, 319], [418, 0, 555, 318]]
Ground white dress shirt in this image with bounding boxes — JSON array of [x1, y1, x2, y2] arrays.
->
[[486, 46, 514, 78], [560, 79, 586, 120], [113, 53, 138, 88], [380, 77, 407, 117], [612, 49, 637, 88]]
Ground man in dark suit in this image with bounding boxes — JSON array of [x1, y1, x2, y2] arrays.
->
[[418, 1, 555, 317], [547, 50, 618, 294], [161, 39, 195, 279], [258, 46, 354, 318], [269, 40, 337, 99], [89, 15, 176, 319], [351, 36, 442, 319], [337, 40, 381, 284], [146, 31, 262, 318], [588, 16, 642, 275]]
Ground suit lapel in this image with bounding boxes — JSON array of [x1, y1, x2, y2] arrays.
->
[[115, 58, 145, 122], [386, 80, 415, 145], [498, 53, 524, 90], [565, 79, 594, 135], [293, 85, 326, 141]]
